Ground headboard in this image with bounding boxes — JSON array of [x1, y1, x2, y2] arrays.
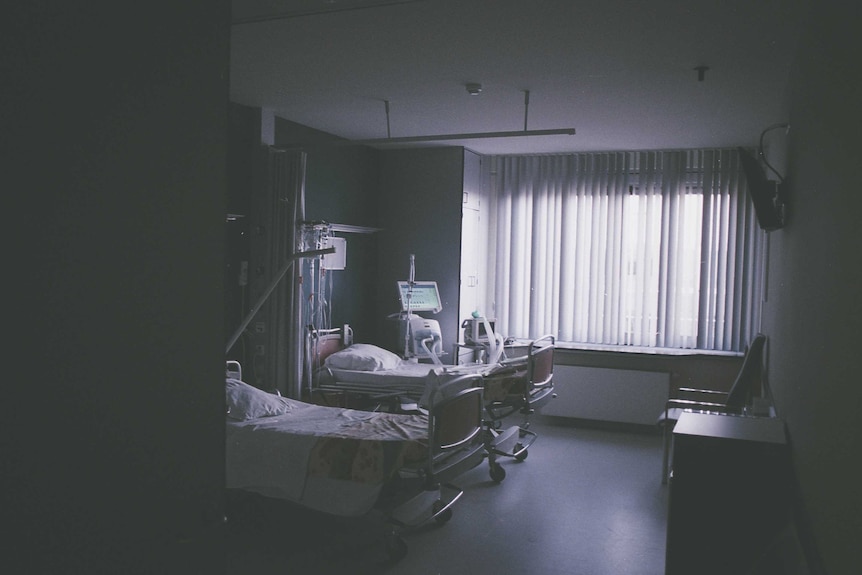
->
[[307, 326, 352, 370]]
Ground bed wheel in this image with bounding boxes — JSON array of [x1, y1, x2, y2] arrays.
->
[[514, 443, 528, 461], [489, 463, 506, 483], [435, 508, 453, 524], [432, 500, 453, 524], [384, 533, 408, 563]]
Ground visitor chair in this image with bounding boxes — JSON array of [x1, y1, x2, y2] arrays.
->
[[657, 333, 768, 484]]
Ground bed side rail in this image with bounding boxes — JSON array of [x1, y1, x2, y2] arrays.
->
[[528, 334, 555, 389], [431, 386, 484, 451], [525, 335, 555, 411]]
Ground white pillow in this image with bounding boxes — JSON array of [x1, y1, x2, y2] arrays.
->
[[225, 378, 292, 421], [324, 343, 402, 371]]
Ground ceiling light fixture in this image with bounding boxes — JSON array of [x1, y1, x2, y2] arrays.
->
[[348, 89, 575, 146]]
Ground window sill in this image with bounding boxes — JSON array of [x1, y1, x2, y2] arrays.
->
[[554, 341, 743, 358]]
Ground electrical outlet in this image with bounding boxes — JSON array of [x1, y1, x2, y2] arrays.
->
[[255, 322, 265, 333]]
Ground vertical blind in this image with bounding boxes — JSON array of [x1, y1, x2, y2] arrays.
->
[[486, 149, 763, 352]]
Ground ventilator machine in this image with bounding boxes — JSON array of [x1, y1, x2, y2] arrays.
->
[[394, 255, 444, 366]]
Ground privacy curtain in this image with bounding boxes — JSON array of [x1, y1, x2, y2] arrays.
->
[[486, 149, 763, 352], [249, 147, 306, 397]]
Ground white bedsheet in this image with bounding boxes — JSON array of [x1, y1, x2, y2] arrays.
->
[[326, 361, 437, 395], [226, 399, 428, 516], [323, 359, 519, 406]]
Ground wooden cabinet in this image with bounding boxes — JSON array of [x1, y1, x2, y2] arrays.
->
[[666, 412, 792, 575]]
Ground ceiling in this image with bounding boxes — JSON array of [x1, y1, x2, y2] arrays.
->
[[230, 0, 807, 155]]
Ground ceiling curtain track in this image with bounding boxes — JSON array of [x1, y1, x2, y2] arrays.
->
[[346, 92, 575, 146], [232, 0, 427, 25]]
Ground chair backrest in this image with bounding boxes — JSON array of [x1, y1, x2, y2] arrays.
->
[[725, 334, 767, 409]]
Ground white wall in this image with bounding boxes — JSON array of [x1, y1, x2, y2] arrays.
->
[[543, 365, 670, 426], [459, 150, 491, 327]]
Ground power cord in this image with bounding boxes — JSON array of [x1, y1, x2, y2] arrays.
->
[[759, 123, 790, 182]]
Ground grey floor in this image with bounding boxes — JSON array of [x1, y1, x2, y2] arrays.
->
[[225, 416, 668, 575]]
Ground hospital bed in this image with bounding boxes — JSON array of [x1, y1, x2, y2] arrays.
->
[[225, 360, 485, 562], [481, 334, 556, 481], [308, 329, 556, 482]]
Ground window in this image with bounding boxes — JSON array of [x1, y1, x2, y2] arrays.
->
[[479, 149, 763, 352]]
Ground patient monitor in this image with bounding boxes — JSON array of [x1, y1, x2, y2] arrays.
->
[[397, 280, 442, 314]]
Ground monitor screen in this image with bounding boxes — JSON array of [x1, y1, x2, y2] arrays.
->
[[738, 147, 784, 231], [397, 281, 442, 313]]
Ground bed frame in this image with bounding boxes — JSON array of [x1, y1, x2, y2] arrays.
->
[[226, 361, 485, 563], [306, 327, 556, 483], [378, 373, 485, 559], [482, 334, 556, 482]]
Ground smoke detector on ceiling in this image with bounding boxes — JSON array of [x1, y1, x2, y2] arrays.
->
[[465, 82, 483, 95]]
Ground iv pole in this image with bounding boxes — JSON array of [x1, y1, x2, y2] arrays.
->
[[402, 254, 415, 357], [226, 246, 335, 354]]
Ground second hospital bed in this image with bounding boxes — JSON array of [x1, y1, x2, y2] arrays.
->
[[225, 361, 485, 562], [309, 332, 556, 482]]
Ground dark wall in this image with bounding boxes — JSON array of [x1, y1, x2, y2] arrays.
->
[[375, 147, 466, 354], [225, 104, 259, 357], [7, 2, 230, 573], [275, 119, 382, 341], [270, 121, 467, 355], [762, 2, 862, 572], [228, 104, 261, 216]]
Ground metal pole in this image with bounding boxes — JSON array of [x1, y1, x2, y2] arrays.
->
[[226, 247, 334, 354]]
